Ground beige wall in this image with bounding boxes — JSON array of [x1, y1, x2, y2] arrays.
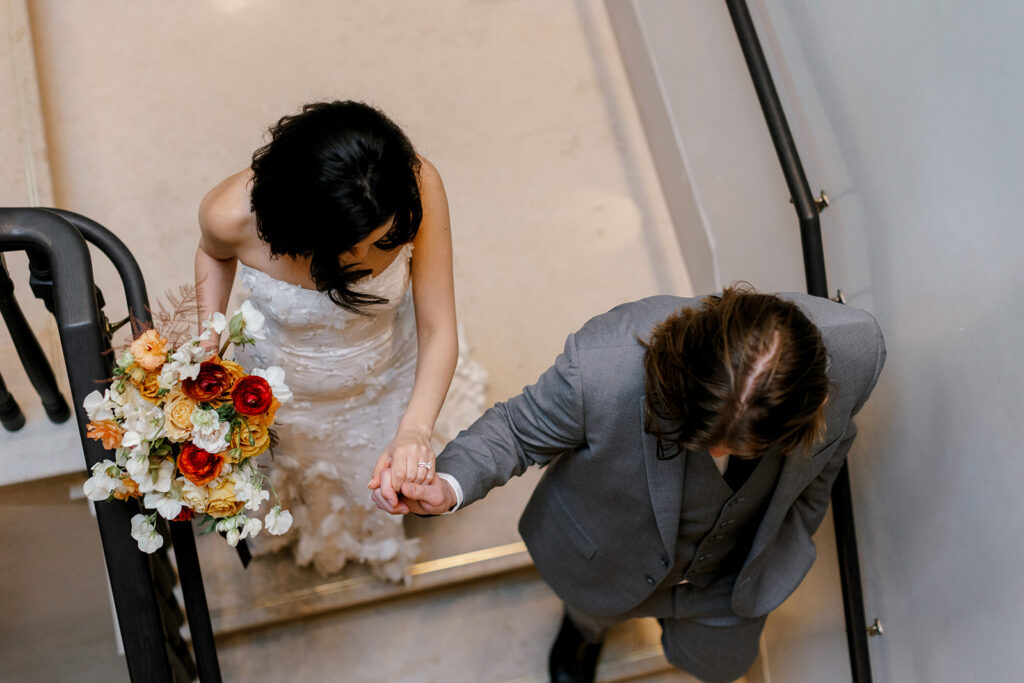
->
[[3, 1, 689, 474]]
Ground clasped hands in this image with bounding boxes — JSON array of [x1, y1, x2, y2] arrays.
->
[[367, 428, 456, 515]]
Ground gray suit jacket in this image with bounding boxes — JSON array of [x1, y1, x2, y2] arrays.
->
[[439, 294, 885, 619]]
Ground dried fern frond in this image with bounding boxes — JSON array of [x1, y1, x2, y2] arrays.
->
[[151, 283, 200, 348]]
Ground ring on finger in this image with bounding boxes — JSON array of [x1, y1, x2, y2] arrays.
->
[[417, 462, 432, 469]]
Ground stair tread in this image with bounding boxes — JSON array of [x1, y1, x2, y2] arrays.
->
[[198, 471, 542, 634]]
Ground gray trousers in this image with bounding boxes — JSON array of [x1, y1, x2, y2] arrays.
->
[[565, 579, 765, 683]]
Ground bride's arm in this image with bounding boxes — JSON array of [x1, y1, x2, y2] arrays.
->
[[369, 158, 459, 498], [195, 172, 249, 348]]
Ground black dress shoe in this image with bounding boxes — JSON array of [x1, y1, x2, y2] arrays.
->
[[548, 612, 604, 683]]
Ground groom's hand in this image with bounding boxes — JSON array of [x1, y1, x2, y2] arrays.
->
[[399, 478, 458, 516]]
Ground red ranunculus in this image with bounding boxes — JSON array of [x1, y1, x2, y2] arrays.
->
[[177, 443, 224, 487], [173, 507, 195, 522], [181, 361, 232, 403], [231, 375, 273, 416]]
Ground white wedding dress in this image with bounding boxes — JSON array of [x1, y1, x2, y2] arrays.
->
[[233, 243, 487, 581]]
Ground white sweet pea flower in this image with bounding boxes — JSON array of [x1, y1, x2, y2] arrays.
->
[[130, 404, 165, 442], [125, 453, 150, 482], [83, 389, 116, 421], [240, 516, 262, 540], [83, 460, 121, 501], [157, 364, 179, 390], [190, 420, 230, 453], [215, 518, 238, 533], [242, 486, 269, 511], [170, 344, 205, 380], [144, 490, 183, 520], [153, 459, 175, 493], [203, 312, 227, 335], [225, 527, 241, 547], [238, 300, 266, 341], [252, 366, 292, 404], [265, 506, 293, 535], [130, 514, 164, 553]]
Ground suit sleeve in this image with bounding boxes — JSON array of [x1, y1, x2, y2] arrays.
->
[[793, 315, 887, 535], [437, 333, 587, 507]]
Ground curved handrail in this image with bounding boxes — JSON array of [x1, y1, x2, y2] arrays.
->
[[724, 2, 873, 681]]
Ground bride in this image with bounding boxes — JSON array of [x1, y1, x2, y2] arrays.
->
[[194, 100, 483, 581]]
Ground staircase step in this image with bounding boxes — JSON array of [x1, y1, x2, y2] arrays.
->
[[212, 567, 698, 682], [197, 473, 542, 636]]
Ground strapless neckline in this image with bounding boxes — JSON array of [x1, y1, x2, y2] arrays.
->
[[239, 242, 412, 294]]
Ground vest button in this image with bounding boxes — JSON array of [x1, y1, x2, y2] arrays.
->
[[720, 519, 734, 528], [660, 555, 670, 568], [710, 535, 723, 542], [645, 575, 656, 586], [698, 554, 708, 562]]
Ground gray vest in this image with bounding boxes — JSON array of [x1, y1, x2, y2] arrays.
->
[[666, 449, 783, 588]]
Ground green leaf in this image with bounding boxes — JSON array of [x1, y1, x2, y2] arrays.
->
[[216, 403, 237, 421]]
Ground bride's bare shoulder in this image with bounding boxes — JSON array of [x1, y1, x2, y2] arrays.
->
[[198, 170, 256, 253]]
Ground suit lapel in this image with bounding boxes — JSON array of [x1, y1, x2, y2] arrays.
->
[[640, 398, 684, 555], [745, 434, 843, 561]]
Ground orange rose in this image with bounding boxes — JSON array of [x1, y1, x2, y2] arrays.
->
[[176, 443, 224, 487], [130, 329, 168, 371], [86, 419, 123, 450], [181, 360, 233, 404], [229, 420, 271, 461]]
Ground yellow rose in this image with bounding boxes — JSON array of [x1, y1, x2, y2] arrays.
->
[[134, 371, 162, 401], [206, 480, 244, 518], [219, 360, 246, 401], [130, 329, 168, 371], [163, 390, 196, 443], [229, 420, 271, 461]]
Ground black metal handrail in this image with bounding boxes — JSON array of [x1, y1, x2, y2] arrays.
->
[[724, 2, 873, 681], [0, 208, 221, 682]]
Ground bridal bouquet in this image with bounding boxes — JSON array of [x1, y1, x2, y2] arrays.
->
[[81, 300, 293, 553]]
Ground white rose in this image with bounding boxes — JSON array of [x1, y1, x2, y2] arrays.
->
[[189, 408, 220, 434], [190, 420, 230, 454], [179, 480, 209, 514]]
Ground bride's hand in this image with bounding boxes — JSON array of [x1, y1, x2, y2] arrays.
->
[[368, 428, 436, 493]]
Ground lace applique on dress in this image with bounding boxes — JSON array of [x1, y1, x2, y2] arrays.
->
[[232, 243, 487, 582]]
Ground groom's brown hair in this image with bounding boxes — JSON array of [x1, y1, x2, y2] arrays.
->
[[642, 284, 829, 458]]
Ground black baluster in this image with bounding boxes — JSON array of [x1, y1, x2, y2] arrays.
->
[[0, 253, 70, 422], [0, 369, 26, 431]]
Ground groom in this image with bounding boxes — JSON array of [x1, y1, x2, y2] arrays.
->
[[373, 286, 885, 683]]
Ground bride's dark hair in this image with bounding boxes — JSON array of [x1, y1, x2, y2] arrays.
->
[[249, 100, 422, 312]]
